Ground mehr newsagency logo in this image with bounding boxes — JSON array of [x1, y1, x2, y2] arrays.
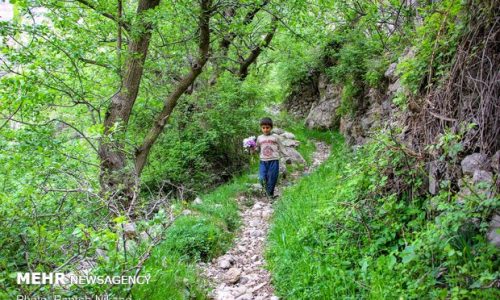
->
[[15, 272, 151, 299]]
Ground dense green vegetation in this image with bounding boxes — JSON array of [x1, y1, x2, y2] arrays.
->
[[265, 1, 499, 298], [267, 133, 498, 299], [1, 0, 498, 298]]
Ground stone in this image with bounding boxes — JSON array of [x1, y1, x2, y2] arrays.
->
[[225, 268, 242, 284], [251, 210, 261, 217], [281, 138, 300, 147], [233, 286, 248, 298], [181, 209, 192, 216], [428, 161, 440, 195], [286, 148, 306, 164], [491, 150, 500, 173], [360, 114, 374, 132], [249, 220, 260, 227], [218, 259, 232, 269], [193, 197, 203, 205], [473, 170, 493, 185], [123, 222, 137, 238], [239, 276, 249, 285], [262, 210, 272, 219], [388, 79, 401, 94], [384, 63, 398, 81], [473, 170, 494, 198], [461, 153, 491, 175], [281, 132, 296, 139], [305, 98, 341, 129], [217, 291, 235, 300], [253, 202, 263, 209], [271, 127, 284, 135], [249, 282, 267, 293], [250, 230, 264, 237], [236, 293, 253, 300], [487, 214, 500, 248]]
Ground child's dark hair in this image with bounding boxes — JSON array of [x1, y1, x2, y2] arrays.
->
[[260, 117, 273, 127]]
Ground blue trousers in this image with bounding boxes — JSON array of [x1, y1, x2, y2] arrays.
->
[[259, 160, 279, 196]]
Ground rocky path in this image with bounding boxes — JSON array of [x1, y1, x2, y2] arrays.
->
[[199, 141, 331, 300]]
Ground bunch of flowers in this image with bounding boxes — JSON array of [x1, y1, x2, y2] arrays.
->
[[242, 136, 256, 152]]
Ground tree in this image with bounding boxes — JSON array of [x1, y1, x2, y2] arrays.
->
[[0, 0, 284, 216], [98, 0, 214, 214]]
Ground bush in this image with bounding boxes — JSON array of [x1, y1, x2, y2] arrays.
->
[[398, 0, 464, 95]]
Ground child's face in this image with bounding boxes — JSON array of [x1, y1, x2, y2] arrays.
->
[[261, 125, 272, 135]]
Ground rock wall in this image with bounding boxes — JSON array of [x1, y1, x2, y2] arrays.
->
[[284, 72, 342, 130], [285, 48, 499, 247], [282, 70, 320, 118]]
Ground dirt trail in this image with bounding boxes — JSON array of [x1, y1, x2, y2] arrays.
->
[[199, 141, 331, 300]]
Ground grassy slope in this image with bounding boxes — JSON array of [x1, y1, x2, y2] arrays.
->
[[266, 133, 351, 299], [266, 133, 499, 299]]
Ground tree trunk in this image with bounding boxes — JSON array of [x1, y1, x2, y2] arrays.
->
[[238, 18, 277, 80], [135, 0, 213, 176], [98, 0, 160, 213]]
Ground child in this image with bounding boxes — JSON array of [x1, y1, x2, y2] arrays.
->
[[255, 117, 288, 199]]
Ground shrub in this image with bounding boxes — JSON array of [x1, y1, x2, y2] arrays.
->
[[162, 215, 232, 262]]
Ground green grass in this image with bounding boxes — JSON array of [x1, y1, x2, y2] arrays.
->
[[266, 132, 352, 299], [132, 252, 209, 300], [266, 132, 499, 299]]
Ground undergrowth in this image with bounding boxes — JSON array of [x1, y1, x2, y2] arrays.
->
[[267, 132, 499, 299]]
